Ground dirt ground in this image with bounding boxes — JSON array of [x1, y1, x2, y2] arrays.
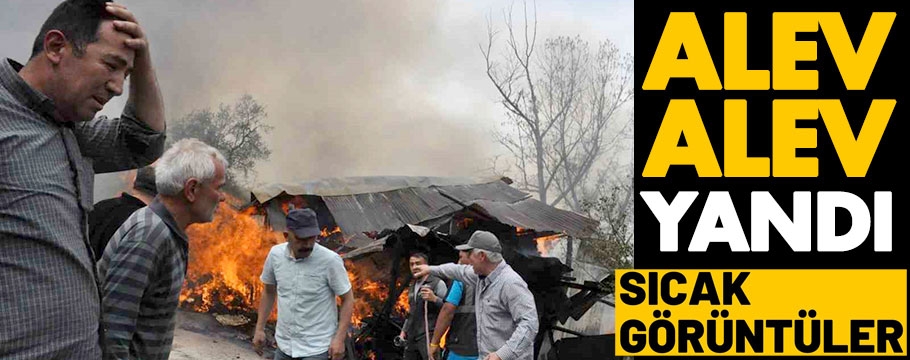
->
[[170, 309, 274, 360], [170, 328, 265, 360]]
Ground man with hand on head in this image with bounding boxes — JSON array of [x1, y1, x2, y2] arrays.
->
[[1, 0, 165, 358]]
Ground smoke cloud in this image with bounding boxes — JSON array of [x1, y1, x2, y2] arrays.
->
[[2, 0, 633, 202]]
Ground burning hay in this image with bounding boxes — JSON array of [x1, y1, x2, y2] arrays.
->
[[177, 197, 412, 332], [178, 201, 278, 319], [343, 257, 410, 328], [173, 176, 606, 359]]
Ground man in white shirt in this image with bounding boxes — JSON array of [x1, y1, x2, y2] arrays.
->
[[253, 208, 355, 360]]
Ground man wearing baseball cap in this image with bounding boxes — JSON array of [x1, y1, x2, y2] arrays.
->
[[413, 231, 538, 360], [254, 208, 355, 360]]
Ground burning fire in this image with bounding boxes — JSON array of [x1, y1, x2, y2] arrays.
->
[[535, 234, 563, 256], [517, 226, 563, 257], [322, 226, 342, 238], [455, 217, 474, 230], [179, 195, 409, 331], [343, 259, 410, 328], [179, 200, 281, 319]]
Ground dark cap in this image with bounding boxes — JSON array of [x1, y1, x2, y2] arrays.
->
[[133, 166, 157, 195], [455, 230, 502, 253], [286, 208, 321, 239]]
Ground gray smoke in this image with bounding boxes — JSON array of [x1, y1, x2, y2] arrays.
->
[[1, 0, 633, 203]]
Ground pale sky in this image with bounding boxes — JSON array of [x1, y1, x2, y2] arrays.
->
[[1, 0, 634, 201]]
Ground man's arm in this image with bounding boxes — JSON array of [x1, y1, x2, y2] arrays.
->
[[330, 290, 354, 360], [253, 250, 277, 355], [254, 285, 277, 332], [429, 303, 456, 360], [75, 4, 166, 173], [429, 280, 448, 309], [327, 254, 354, 360], [428, 263, 476, 285], [100, 235, 159, 360], [75, 106, 165, 173], [429, 280, 463, 358], [400, 317, 409, 338], [253, 284, 276, 356], [494, 281, 539, 360], [108, 3, 165, 132], [400, 282, 410, 339]]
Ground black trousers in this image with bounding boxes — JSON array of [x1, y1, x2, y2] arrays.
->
[[403, 341, 429, 360]]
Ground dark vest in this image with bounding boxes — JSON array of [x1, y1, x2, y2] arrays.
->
[[406, 275, 444, 344], [445, 280, 478, 356]]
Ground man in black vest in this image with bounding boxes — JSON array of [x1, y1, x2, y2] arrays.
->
[[88, 165, 157, 261], [429, 249, 478, 360], [400, 251, 449, 360]]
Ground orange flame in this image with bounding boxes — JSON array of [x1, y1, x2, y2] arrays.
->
[[343, 259, 410, 328], [322, 226, 342, 239], [535, 234, 562, 257], [456, 217, 474, 230], [515, 225, 563, 256], [179, 198, 282, 321], [179, 196, 405, 331]]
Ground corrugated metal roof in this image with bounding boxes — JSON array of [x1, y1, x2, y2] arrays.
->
[[320, 186, 463, 235], [468, 199, 599, 238], [322, 194, 404, 234], [436, 181, 530, 204], [258, 176, 598, 238], [251, 175, 508, 202]]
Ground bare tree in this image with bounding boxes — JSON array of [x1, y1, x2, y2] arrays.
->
[[168, 94, 273, 195], [482, 0, 633, 211], [579, 165, 634, 270]]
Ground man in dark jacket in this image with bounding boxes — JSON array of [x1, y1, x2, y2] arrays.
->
[[400, 251, 449, 360], [88, 165, 157, 260]]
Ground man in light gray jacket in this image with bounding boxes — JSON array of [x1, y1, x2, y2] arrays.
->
[[413, 231, 538, 360]]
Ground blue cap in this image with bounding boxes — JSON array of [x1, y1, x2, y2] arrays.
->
[[286, 208, 321, 239]]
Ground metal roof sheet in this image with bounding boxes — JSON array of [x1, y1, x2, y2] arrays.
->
[[251, 175, 507, 202], [468, 198, 599, 238], [258, 176, 598, 238]]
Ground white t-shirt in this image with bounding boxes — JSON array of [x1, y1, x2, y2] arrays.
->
[[260, 243, 352, 357]]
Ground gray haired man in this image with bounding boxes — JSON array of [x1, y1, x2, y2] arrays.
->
[[413, 231, 539, 360], [98, 138, 228, 360]]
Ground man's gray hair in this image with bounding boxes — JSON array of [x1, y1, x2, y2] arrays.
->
[[155, 138, 228, 196], [475, 249, 503, 263]]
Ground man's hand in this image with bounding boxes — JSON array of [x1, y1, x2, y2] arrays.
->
[[102, 1, 166, 132], [394, 330, 407, 347], [252, 329, 267, 356], [329, 337, 345, 360], [419, 286, 438, 303], [428, 344, 440, 360], [105, 2, 149, 55], [485, 352, 502, 360], [413, 264, 430, 278]]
